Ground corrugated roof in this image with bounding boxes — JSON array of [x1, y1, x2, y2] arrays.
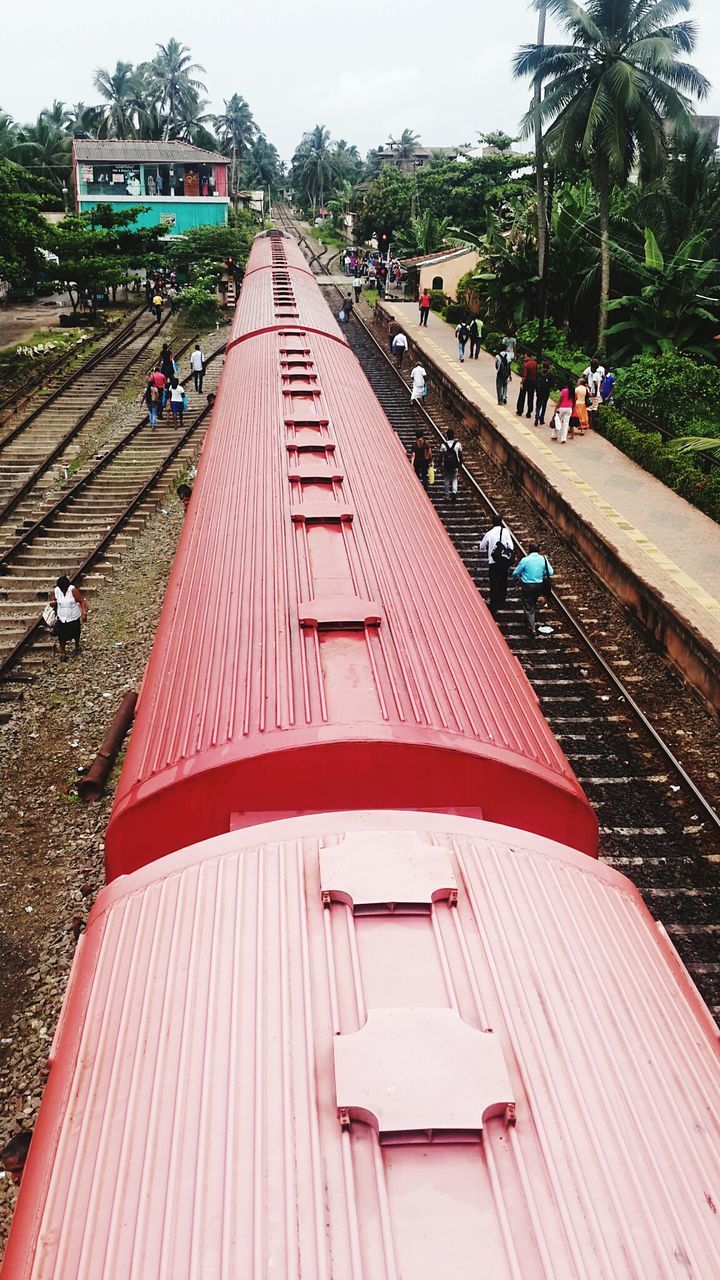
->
[[5, 812, 720, 1278], [73, 139, 227, 165], [105, 233, 595, 875], [400, 247, 479, 267]]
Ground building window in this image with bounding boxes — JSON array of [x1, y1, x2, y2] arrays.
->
[[432, 276, 444, 290]]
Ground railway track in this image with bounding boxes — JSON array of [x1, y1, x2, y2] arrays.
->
[[0, 337, 224, 713], [0, 309, 171, 549], [276, 207, 720, 1017]]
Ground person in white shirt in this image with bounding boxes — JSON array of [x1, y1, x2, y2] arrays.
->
[[392, 331, 409, 368], [440, 428, 462, 502], [409, 362, 427, 402], [478, 517, 515, 619], [582, 357, 605, 426], [190, 339, 206, 392], [169, 378, 186, 427]]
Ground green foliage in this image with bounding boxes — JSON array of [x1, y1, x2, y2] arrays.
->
[[394, 210, 453, 257], [0, 159, 49, 287], [166, 217, 254, 278], [179, 279, 219, 326], [516, 320, 589, 380], [46, 207, 161, 310], [606, 231, 720, 361], [416, 155, 531, 238], [596, 407, 720, 522], [614, 353, 720, 439], [354, 166, 413, 245], [444, 304, 471, 325], [429, 290, 446, 312]]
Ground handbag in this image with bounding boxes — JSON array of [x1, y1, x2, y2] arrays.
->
[[428, 465, 435, 486], [540, 557, 553, 599], [42, 603, 58, 630]]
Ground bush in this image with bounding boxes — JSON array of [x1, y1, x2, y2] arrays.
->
[[430, 289, 445, 312], [614, 352, 720, 439], [596, 407, 720, 523], [179, 280, 220, 327], [444, 303, 472, 325]]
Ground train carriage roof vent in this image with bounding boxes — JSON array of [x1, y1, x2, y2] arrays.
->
[[335, 1008, 515, 1143], [321, 833, 456, 912], [299, 596, 383, 629]]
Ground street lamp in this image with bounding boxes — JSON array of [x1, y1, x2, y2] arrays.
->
[[61, 184, 69, 213]]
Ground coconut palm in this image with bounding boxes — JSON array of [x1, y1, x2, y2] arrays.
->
[[396, 210, 454, 256], [387, 128, 420, 166], [67, 102, 102, 137], [242, 135, 281, 190], [94, 62, 142, 137], [15, 116, 71, 192], [214, 94, 258, 197], [0, 111, 19, 160], [292, 125, 334, 216], [144, 40, 207, 141], [513, 0, 710, 349]]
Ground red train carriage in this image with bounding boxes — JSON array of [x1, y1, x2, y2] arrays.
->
[[4, 813, 720, 1278], [105, 233, 596, 878]]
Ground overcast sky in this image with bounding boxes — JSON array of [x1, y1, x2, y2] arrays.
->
[[5, 0, 720, 162]]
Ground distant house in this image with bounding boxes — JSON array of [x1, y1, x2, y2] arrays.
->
[[72, 139, 230, 235], [376, 145, 460, 174], [400, 247, 480, 301]]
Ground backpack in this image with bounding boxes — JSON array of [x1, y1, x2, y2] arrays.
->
[[443, 440, 460, 471], [491, 533, 513, 564]]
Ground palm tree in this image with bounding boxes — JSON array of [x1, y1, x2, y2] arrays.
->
[[387, 128, 421, 170], [293, 125, 334, 216], [0, 111, 19, 160], [67, 102, 102, 137], [144, 40, 207, 141], [15, 116, 71, 192], [396, 210, 454, 256], [214, 94, 258, 198], [94, 62, 141, 137], [514, 0, 710, 349], [40, 100, 71, 131], [242, 135, 281, 191]]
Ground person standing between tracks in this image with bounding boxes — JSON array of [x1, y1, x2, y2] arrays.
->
[[51, 575, 88, 661], [143, 373, 161, 428], [441, 428, 462, 502], [190, 339, 205, 393], [342, 293, 354, 322], [419, 288, 431, 327], [169, 377, 185, 427], [152, 291, 163, 323], [388, 317, 401, 355], [410, 431, 433, 491], [149, 366, 167, 420], [353, 276, 362, 304], [410, 361, 427, 403], [534, 360, 552, 426], [495, 348, 512, 405], [516, 352, 538, 418], [478, 516, 515, 619], [468, 317, 483, 360], [455, 319, 470, 362], [512, 542, 554, 637], [392, 330, 409, 368]]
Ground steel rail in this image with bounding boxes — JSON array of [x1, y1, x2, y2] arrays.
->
[[0, 306, 150, 439], [0, 313, 171, 529], [0, 350, 222, 684]]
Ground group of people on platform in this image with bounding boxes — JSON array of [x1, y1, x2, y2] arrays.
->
[[507, 352, 615, 443]]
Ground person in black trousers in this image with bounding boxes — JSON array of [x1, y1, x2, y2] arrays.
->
[[534, 360, 552, 425], [468, 318, 482, 359]]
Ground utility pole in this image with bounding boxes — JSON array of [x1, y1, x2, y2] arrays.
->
[[534, 1, 549, 357]]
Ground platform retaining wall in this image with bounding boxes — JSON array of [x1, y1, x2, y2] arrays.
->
[[376, 302, 720, 717]]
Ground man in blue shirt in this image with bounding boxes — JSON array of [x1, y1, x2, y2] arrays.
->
[[512, 542, 554, 636]]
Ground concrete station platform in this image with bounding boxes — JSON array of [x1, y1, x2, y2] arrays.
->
[[377, 300, 720, 711]]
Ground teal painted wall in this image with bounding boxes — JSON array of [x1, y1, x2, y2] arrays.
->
[[78, 200, 228, 235]]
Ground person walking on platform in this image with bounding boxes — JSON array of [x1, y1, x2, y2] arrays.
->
[[419, 289, 431, 326], [582, 356, 605, 428], [441, 428, 462, 502], [574, 377, 591, 434], [392, 331, 409, 368], [410, 362, 427, 403], [601, 367, 615, 406], [468, 317, 483, 359], [551, 383, 575, 443], [455, 320, 471, 362], [411, 432, 433, 491], [516, 353, 538, 418], [534, 360, 552, 425], [512, 542, 553, 636], [495, 349, 512, 404], [479, 516, 515, 619]]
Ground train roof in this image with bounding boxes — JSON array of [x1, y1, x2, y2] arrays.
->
[[4, 811, 719, 1278], [106, 233, 596, 875]]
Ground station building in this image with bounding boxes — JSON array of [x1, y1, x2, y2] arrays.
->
[[400, 246, 480, 301], [72, 139, 230, 235]]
